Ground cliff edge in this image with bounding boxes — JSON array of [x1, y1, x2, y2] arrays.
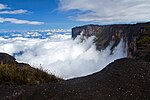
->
[[72, 22, 150, 61]]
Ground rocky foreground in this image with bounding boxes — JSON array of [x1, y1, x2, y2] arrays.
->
[[0, 56, 150, 100]]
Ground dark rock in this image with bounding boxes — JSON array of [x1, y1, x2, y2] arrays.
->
[[0, 53, 17, 65], [72, 22, 150, 61], [0, 52, 31, 68], [17, 63, 31, 68], [0, 58, 149, 100]]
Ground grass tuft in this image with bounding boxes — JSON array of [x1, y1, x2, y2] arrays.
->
[[0, 63, 62, 85]]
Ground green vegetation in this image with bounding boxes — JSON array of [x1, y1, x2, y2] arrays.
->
[[137, 37, 150, 46], [0, 63, 62, 85]]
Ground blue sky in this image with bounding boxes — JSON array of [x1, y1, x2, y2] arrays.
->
[[0, 0, 150, 31], [0, 0, 87, 31]]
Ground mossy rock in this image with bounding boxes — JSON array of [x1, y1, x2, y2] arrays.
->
[[137, 37, 150, 46]]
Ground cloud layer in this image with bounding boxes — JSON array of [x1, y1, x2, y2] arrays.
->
[[0, 32, 126, 79], [59, 0, 150, 24]]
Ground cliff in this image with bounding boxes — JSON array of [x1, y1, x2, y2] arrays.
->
[[72, 22, 150, 61]]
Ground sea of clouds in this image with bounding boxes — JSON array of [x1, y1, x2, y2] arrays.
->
[[0, 30, 127, 79]]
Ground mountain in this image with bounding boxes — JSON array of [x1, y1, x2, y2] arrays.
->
[[72, 22, 150, 61], [0, 22, 150, 99]]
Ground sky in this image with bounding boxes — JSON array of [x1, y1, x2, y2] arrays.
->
[[0, 0, 150, 31]]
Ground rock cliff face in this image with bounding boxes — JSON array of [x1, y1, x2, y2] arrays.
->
[[72, 22, 150, 61]]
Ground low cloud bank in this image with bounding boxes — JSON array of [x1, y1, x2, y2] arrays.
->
[[0, 32, 126, 79]]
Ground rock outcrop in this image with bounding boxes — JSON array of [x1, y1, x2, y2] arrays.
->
[[0, 53, 17, 65], [0, 53, 31, 67], [72, 22, 150, 61]]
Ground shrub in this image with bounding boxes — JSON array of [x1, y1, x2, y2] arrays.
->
[[0, 63, 62, 85], [137, 37, 150, 46]]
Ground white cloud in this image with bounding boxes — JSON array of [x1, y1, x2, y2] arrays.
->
[[0, 3, 44, 25], [0, 3, 28, 14], [0, 33, 126, 79], [0, 4, 8, 10], [0, 17, 44, 25], [59, 0, 150, 24], [0, 9, 28, 14]]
